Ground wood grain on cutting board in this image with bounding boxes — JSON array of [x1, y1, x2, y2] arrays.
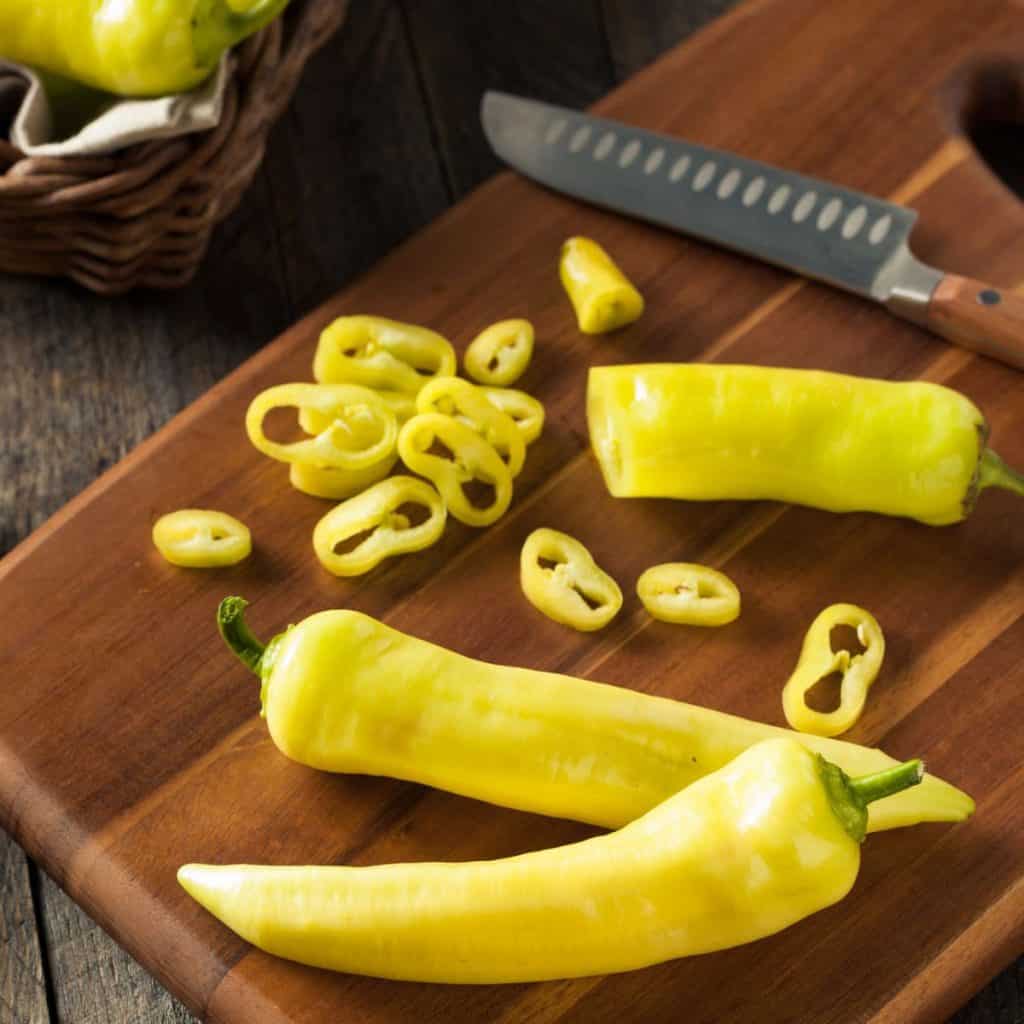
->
[[2, 0, 1024, 1021]]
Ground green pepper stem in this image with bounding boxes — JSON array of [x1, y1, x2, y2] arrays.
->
[[848, 760, 924, 806], [194, 0, 292, 70], [217, 596, 266, 676], [978, 449, 1024, 499]]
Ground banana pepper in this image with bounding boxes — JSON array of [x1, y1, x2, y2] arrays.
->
[[152, 510, 250, 568], [288, 459, 397, 501], [312, 476, 446, 577], [783, 604, 885, 737], [637, 562, 740, 626], [0, 0, 290, 97], [245, 383, 397, 471], [217, 598, 973, 832], [520, 528, 622, 631], [464, 319, 534, 387], [587, 363, 1024, 525], [416, 376, 526, 477], [314, 316, 456, 396], [478, 386, 545, 445], [397, 413, 512, 527], [560, 236, 645, 334], [179, 739, 924, 983]]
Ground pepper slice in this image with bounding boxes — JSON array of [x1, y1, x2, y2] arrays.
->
[[637, 563, 740, 626], [560, 236, 645, 334], [245, 383, 397, 470], [783, 604, 886, 738], [520, 527, 622, 631], [289, 458, 398, 501], [478, 387, 546, 445], [464, 319, 535, 387], [397, 413, 512, 527], [300, 388, 416, 437], [416, 377, 526, 478], [312, 476, 447, 577], [152, 510, 250, 568], [314, 316, 456, 395]]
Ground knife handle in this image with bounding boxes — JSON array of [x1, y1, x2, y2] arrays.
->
[[926, 274, 1024, 371]]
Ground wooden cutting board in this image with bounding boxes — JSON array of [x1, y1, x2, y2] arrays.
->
[[3, 0, 1024, 1020]]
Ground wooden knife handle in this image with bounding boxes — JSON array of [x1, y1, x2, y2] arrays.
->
[[926, 274, 1024, 370]]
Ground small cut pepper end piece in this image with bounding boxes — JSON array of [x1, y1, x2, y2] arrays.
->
[[818, 755, 924, 844]]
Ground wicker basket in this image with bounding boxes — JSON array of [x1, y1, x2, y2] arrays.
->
[[0, 0, 348, 295]]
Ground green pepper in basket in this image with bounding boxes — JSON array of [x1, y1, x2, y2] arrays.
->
[[0, 0, 291, 97]]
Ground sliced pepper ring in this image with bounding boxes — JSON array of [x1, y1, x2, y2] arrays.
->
[[464, 319, 535, 387], [313, 476, 447, 577], [245, 383, 397, 470], [782, 603, 886, 738], [416, 376, 526, 477], [397, 413, 512, 527], [299, 388, 417, 436], [478, 387, 546, 445], [313, 315, 456, 395], [637, 563, 741, 626], [520, 527, 622, 631], [289, 457, 398, 501], [152, 509, 251, 568]]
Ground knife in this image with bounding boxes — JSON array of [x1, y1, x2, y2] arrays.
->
[[481, 91, 1024, 371]]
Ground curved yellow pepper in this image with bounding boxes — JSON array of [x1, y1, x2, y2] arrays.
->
[[464, 319, 534, 386], [588, 363, 1024, 525], [783, 604, 885, 738], [520, 528, 622, 631], [416, 376, 526, 478], [314, 316, 456, 396], [152, 510, 250, 568], [216, 598, 974, 832], [312, 476, 446, 577], [560, 236, 644, 334], [288, 459, 397, 501], [637, 563, 740, 626], [0, 0, 289, 96], [397, 413, 512, 527], [478, 386, 546, 445], [245, 383, 397, 470], [179, 739, 923, 983], [299, 388, 416, 438]]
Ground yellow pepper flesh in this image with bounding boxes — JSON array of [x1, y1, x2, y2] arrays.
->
[[0, 0, 289, 97], [416, 376, 526, 477], [314, 316, 456, 396], [586, 363, 1024, 526], [288, 458, 397, 501], [478, 386, 545, 445], [312, 476, 446, 577], [245, 383, 397, 471], [464, 319, 534, 387], [152, 510, 250, 568], [783, 603, 885, 738], [520, 528, 622, 631], [637, 562, 740, 626], [397, 413, 512, 527], [216, 599, 973, 832], [178, 739, 922, 983], [560, 236, 644, 334]]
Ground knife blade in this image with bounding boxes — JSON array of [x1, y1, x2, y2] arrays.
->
[[481, 91, 1024, 371]]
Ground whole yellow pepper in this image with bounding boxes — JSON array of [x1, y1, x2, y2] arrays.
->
[[0, 0, 289, 97], [560, 237, 644, 334], [588, 364, 1024, 525], [783, 604, 885, 738], [178, 739, 925, 983], [216, 598, 973, 832]]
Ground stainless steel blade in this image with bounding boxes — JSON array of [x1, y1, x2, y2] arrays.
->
[[481, 91, 941, 314]]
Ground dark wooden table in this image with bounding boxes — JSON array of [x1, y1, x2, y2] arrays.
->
[[1, 3, 1022, 1021]]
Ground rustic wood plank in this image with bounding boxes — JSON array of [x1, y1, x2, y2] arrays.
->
[[398, 0, 616, 197], [601, 0, 741, 78], [36, 872, 194, 1024], [0, 834, 48, 1024]]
